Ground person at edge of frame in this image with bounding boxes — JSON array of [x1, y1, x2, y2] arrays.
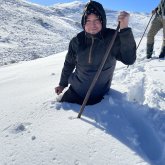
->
[[146, 0, 165, 59]]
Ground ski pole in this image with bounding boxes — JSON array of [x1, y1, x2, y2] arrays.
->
[[77, 22, 120, 118], [127, 12, 155, 68], [136, 12, 155, 50]]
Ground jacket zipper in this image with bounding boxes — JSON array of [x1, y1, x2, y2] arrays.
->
[[88, 36, 94, 64]]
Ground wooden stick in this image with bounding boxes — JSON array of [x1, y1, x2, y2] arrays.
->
[[77, 23, 120, 118]]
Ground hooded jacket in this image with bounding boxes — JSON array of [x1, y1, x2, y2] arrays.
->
[[59, 1, 136, 100]]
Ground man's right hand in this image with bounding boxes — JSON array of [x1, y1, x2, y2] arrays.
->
[[55, 86, 65, 95], [152, 7, 158, 14]]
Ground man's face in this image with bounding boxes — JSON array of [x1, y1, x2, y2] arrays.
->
[[84, 14, 102, 34]]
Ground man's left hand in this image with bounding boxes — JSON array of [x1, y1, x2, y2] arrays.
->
[[118, 11, 130, 29]]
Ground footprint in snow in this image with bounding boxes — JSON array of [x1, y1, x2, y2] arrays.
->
[[3, 122, 31, 134], [54, 102, 62, 110], [74, 160, 80, 165], [68, 116, 77, 120]]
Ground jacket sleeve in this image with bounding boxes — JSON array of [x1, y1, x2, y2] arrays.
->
[[116, 28, 136, 65], [59, 38, 77, 87]]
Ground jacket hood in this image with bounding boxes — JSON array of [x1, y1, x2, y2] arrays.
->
[[81, 1, 107, 29]]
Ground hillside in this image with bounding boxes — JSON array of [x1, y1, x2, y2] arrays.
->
[[0, 0, 160, 65], [0, 0, 82, 65]]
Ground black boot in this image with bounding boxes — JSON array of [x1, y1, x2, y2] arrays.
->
[[159, 47, 165, 58], [146, 43, 154, 59]]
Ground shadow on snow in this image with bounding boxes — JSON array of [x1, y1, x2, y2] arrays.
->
[[54, 89, 165, 165]]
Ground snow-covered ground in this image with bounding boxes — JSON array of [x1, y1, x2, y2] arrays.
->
[[0, 41, 165, 165], [0, 1, 165, 165]]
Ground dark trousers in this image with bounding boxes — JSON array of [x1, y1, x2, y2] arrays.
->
[[60, 86, 103, 105]]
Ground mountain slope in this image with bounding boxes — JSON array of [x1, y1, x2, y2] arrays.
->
[[0, 0, 82, 65], [0, 0, 161, 66]]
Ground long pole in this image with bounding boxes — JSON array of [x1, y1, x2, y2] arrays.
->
[[127, 12, 155, 68], [136, 13, 155, 50], [77, 23, 120, 118]]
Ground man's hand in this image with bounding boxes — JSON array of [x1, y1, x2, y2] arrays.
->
[[118, 11, 130, 29], [55, 86, 65, 95], [152, 7, 158, 15]]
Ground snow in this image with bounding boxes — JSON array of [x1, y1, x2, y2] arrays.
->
[[0, 1, 165, 165], [1, 0, 161, 66], [0, 0, 82, 65], [52, 1, 83, 8], [0, 50, 165, 165]]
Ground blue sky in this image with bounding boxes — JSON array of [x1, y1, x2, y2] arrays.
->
[[28, 0, 160, 13]]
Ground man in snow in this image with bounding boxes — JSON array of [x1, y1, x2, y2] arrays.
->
[[146, 0, 165, 59], [55, 1, 136, 105]]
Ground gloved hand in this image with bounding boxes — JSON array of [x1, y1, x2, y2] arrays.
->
[[152, 7, 158, 14]]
